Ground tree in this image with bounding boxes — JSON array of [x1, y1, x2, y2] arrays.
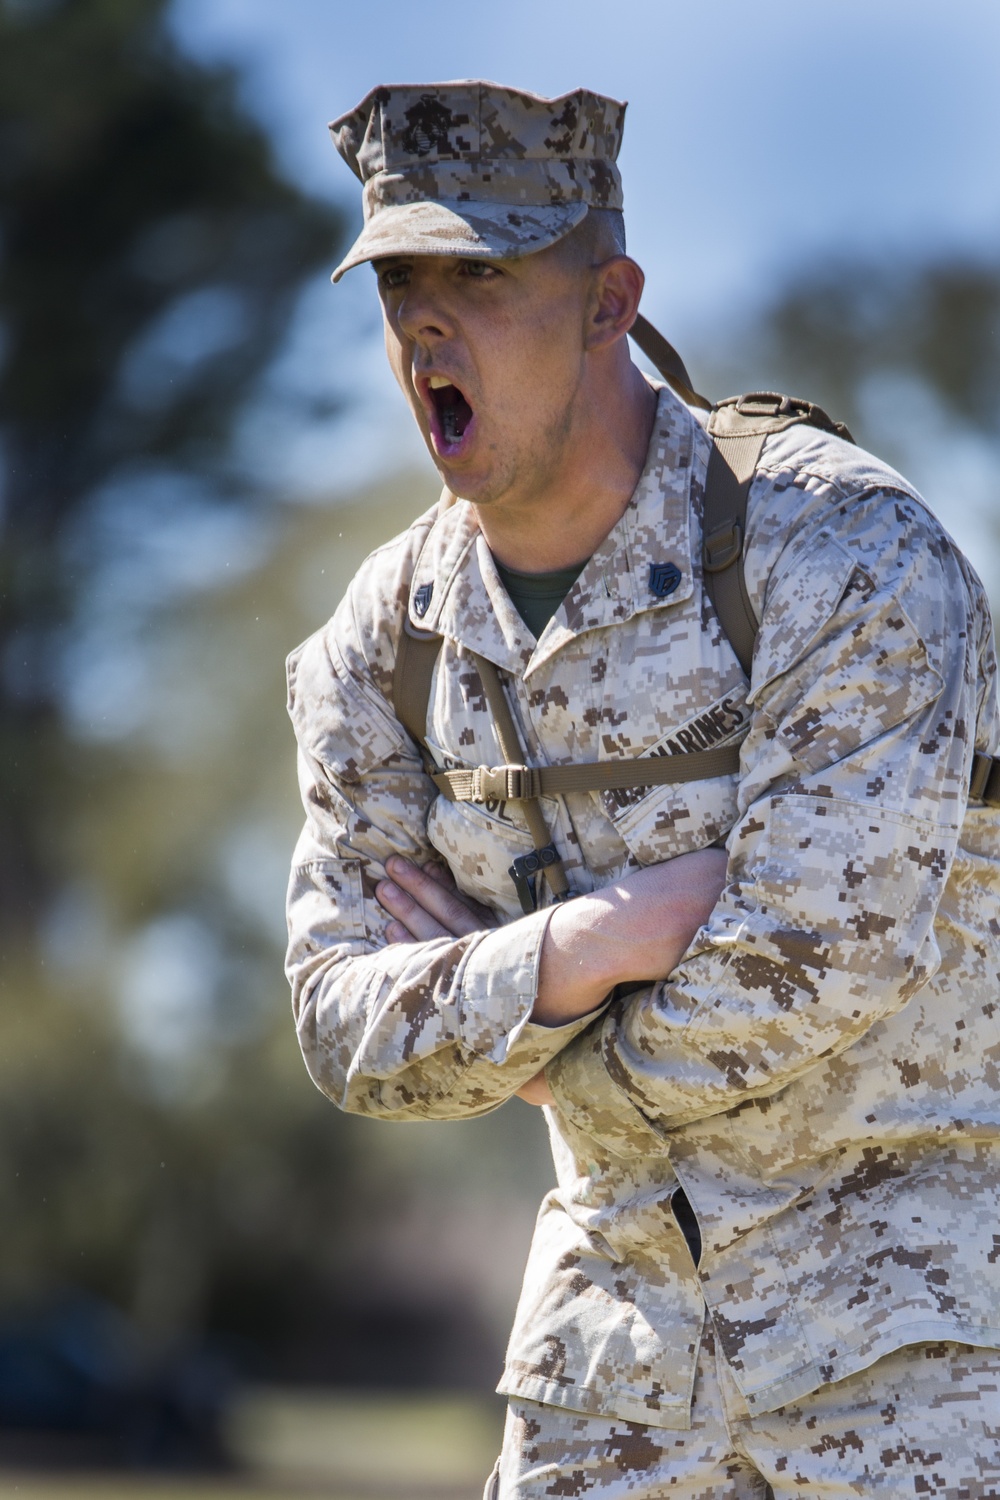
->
[[723, 257, 1000, 456], [0, 0, 342, 923]]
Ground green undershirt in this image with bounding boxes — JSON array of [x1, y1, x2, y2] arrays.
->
[[494, 556, 590, 640]]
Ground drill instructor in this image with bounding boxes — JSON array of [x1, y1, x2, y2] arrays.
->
[[286, 83, 1000, 1496]]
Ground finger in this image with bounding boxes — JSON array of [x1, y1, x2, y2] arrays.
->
[[385, 856, 493, 935], [384, 918, 417, 945], [376, 879, 451, 942], [407, 858, 497, 929]]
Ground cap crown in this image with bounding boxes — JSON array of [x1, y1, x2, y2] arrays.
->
[[330, 82, 626, 212]]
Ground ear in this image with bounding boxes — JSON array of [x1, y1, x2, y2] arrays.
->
[[583, 255, 645, 353]]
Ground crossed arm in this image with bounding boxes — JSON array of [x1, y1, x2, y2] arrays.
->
[[376, 846, 729, 1103]]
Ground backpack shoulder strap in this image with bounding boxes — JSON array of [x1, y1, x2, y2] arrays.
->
[[390, 487, 459, 747], [629, 316, 855, 680], [702, 393, 856, 679], [701, 417, 766, 678], [393, 619, 443, 748], [629, 314, 712, 411]]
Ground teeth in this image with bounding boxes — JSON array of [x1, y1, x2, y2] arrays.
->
[[428, 375, 452, 389]]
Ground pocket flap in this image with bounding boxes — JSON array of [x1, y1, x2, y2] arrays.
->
[[748, 531, 860, 705]]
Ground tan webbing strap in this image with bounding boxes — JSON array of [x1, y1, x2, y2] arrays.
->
[[468, 651, 572, 902], [393, 620, 443, 750], [432, 741, 742, 803], [701, 425, 767, 679], [391, 486, 458, 748], [627, 316, 761, 678], [629, 314, 712, 411]]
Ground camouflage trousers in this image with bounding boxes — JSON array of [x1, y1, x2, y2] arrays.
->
[[485, 1328, 1000, 1498]]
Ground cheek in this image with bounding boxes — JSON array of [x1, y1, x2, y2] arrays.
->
[[381, 313, 409, 382], [382, 327, 424, 421], [382, 321, 405, 387], [515, 299, 583, 393], [489, 335, 578, 436]]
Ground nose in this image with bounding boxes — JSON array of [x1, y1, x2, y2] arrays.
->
[[394, 270, 453, 347]]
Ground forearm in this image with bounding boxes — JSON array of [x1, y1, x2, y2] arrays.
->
[[533, 847, 728, 1025], [291, 886, 598, 1117]]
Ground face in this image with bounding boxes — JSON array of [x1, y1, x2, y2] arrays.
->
[[373, 241, 594, 508]]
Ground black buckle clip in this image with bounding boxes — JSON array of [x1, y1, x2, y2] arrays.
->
[[508, 843, 561, 914]]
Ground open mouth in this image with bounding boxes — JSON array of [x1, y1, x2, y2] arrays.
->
[[427, 374, 475, 454]]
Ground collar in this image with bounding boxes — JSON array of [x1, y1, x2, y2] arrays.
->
[[406, 384, 698, 679]]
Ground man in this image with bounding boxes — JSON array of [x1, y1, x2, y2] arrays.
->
[[286, 82, 1000, 1497]]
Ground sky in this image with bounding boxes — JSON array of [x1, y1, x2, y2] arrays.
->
[[166, 0, 1000, 505]]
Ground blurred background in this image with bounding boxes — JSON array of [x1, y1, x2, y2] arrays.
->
[[0, 0, 998, 1493]]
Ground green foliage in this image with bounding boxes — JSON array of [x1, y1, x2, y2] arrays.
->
[[0, 0, 342, 923], [0, 0, 339, 505], [4, 1, 999, 1401], [736, 257, 1000, 450]]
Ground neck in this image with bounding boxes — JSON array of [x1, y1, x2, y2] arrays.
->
[[473, 355, 658, 573]]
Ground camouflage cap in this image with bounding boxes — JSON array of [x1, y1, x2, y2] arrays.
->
[[328, 81, 627, 282]]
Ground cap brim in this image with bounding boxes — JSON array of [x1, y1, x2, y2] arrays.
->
[[331, 198, 589, 282]]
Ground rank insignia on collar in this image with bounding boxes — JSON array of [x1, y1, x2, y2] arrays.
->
[[649, 562, 681, 598], [413, 582, 433, 617]]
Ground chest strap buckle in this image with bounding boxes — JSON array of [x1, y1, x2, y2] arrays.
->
[[474, 764, 538, 802]]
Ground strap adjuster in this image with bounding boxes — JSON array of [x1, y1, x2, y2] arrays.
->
[[703, 521, 743, 574], [735, 392, 807, 419], [472, 764, 536, 802]]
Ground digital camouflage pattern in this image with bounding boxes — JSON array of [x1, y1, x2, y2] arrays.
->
[[328, 83, 626, 281], [490, 1333, 1000, 1498], [285, 384, 1000, 1428]]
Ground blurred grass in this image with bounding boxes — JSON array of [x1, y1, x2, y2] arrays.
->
[[0, 1484, 295, 1499], [0, 1388, 503, 1499], [226, 1388, 502, 1491]]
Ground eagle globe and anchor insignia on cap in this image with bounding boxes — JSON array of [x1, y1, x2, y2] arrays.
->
[[649, 562, 682, 599]]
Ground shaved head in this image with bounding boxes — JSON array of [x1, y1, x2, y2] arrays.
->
[[553, 209, 628, 270]]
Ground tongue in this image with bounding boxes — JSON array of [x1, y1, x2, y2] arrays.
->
[[439, 386, 473, 443]]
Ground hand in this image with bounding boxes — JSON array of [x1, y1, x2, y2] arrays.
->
[[376, 855, 496, 943], [376, 856, 550, 1108]]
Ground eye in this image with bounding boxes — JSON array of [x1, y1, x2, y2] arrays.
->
[[458, 259, 500, 280], [376, 262, 411, 291]]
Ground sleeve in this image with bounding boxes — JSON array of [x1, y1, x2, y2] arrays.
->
[[546, 473, 988, 1155], [285, 587, 595, 1122]]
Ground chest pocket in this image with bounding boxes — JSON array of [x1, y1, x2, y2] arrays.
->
[[426, 791, 560, 920], [598, 692, 748, 866], [605, 773, 742, 867]]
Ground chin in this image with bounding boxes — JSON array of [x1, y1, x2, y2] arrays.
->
[[440, 468, 508, 508]]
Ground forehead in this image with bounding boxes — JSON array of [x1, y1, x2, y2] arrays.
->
[[371, 251, 510, 272], [370, 240, 575, 280]]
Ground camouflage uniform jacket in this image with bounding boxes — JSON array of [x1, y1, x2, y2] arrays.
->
[[286, 384, 1000, 1428]]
